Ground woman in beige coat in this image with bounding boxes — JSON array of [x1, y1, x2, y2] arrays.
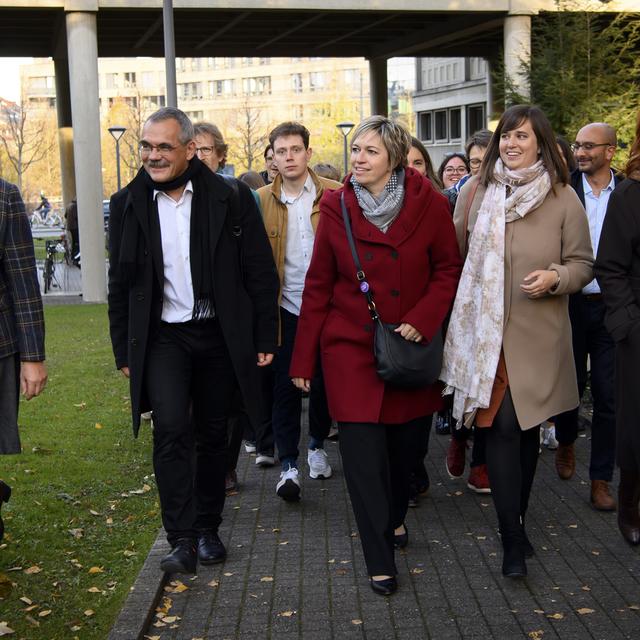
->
[[441, 105, 593, 578]]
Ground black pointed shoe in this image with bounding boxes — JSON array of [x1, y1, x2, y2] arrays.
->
[[501, 536, 527, 578], [369, 576, 398, 596], [0, 481, 11, 541], [160, 538, 197, 574], [198, 531, 227, 565], [394, 524, 408, 549]]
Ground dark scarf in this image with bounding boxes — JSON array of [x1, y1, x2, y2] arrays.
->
[[119, 156, 217, 321]]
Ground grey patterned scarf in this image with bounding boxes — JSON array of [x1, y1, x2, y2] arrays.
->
[[350, 168, 405, 233]]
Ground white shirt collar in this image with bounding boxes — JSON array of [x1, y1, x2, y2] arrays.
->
[[582, 171, 615, 197], [153, 180, 194, 203], [280, 173, 314, 204]]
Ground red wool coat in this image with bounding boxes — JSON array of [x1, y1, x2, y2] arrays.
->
[[290, 168, 462, 424]]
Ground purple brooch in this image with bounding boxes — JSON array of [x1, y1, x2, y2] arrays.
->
[[360, 281, 370, 293]]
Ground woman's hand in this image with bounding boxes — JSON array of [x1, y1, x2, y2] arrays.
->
[[521, 269, 560, 298], [292, 377, 310, 392], [394, 323, 423, 342]]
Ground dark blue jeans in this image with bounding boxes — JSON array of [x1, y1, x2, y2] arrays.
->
[[555, 295, 616, 481], [272, 307, 331, 469]]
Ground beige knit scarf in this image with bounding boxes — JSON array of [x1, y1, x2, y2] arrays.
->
[[440, 158, 551, 427]]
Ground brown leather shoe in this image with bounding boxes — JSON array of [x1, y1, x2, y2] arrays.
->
[[591, 480, 616, 511], [555, 443, 575, 480], [618, 470, 640, 545]]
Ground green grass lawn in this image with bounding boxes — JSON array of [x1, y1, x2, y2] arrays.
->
[[0, 305, 158, 639]]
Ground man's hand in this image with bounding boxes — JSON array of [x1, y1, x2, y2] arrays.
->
[[120, 366, 130, 378], [292, 377, 310, 392], [257, 353, 274, 367], [20, 361, 48, 400]]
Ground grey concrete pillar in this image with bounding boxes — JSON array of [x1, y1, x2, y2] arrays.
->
[[368, 58, 388, 117], [504, 14, 532, 101], [66, 11, 106, 302], [54, 56, 76, 209]]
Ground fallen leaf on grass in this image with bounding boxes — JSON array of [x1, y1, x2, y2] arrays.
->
[[19, 597, 32, 605], [38, 610, 52, 618], [351, 619, 363, 625], [73, 402, 87, 409], [84, 610, 95, 617], [68, 528, 84, 539], [25, 616, 40, 627], [546, 613, 564, 620], [23, 605, 37, 612], [24, 566, 42, 575], [260, 576, 274, 582], [576, 608, 595, 615], [87, 587, 101, 593], [89, 510, 101, 516], [95, 423, 103, 430], [123, 550, 137, 557], [88, 566, 104, 574], [0, 621, 15, 636], [278, 610, 296, 618]]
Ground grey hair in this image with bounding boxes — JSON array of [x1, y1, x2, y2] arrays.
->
[[351, 115, 412, 170], [145, 107, 194, 144]]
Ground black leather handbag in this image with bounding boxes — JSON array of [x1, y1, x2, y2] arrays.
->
[[340, 194, 443, 389]]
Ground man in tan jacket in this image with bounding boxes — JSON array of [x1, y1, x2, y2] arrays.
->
[[257, 122, 341, 501]]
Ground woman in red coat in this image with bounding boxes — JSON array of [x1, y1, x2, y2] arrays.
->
[[290, 116, 461, 595]]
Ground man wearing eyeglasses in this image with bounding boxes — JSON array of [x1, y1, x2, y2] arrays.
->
[[107, 107, 279, 574], [259, 144, 278, 185], [554, 122, 622, 512]]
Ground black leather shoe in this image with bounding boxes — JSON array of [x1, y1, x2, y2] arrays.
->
[[198, 531, 227, 565], [0, 481, 11, 541], [502, 537, 527, 578], [394, 524, 408, 549], [160, 538, 197, 574], [369, 576, 398, 596]]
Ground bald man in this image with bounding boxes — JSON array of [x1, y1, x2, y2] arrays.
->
[[554, 123, 622, 511]]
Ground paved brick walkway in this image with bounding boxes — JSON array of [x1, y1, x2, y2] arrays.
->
[[125, 422, 639, 640]]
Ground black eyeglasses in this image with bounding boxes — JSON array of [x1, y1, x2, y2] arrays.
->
[[571, 142, 614, 152], [196, 146, 214, 156], [139, 142, 182, 156]]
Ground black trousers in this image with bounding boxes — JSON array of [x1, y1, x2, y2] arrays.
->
[[338, 417, 426, 576], [555, 295, 616, 481], [485, 389, 540, 534], [145, 319, 236, 544]]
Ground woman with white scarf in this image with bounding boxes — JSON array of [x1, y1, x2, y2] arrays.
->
[[441, 105, 593, 578]]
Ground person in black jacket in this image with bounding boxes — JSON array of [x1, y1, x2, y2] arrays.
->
[[594, 111, 640, 545], [554, 122, 622, 511], [107, 107, 279, 574]]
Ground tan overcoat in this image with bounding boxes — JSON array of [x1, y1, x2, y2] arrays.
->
[[453, 177, 594, 430]]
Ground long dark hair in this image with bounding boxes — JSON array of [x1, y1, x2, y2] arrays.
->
[[556, 135, 577, 173], [410, 137, 442, 190], [626, 110, 640, 179], [479, 105, 568, 187]]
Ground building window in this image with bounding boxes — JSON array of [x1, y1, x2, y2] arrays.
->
[[435, 110, 447, 140], [178, 82, 203, 100], [186, 110, 203, 121], [418, 112, 432, 141], [191, 58, 202, 72], [242, 76, 271, 95], [106, 73, 119, 89], [291, 73, 303, 94], [259, 57, 270, 65], [293, 105, 304, 119], [344, 69, 359, 87], [124, 72, 136, 88], [467, 104, 486, 135], [309, 71, 326, 92], [449, 108, 462, 140]]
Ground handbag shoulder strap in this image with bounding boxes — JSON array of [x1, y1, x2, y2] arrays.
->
[[340, 193, 379, 321], [462, 178, 480, 258]]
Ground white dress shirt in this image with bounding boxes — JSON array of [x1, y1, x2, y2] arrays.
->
[[155, 181, 196, 322], [582, 171, 615, 295], [280, 173, 316, 316]]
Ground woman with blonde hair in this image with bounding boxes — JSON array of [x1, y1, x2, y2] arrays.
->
[[290, 115, 461, 595], [442, 104, 593, 578]]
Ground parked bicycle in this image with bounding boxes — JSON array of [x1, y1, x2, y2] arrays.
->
[[42, 236, 69, 293]]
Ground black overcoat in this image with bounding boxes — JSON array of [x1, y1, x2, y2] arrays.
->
[[107, 170, 279, 436], [594, 177, 640, 469]]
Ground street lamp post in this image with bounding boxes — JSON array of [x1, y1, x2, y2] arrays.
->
[[108, 126, 127, 191], [336, 121, 355, 178]]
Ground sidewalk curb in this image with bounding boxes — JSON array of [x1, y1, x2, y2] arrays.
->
[[108, 530, 170, 640]]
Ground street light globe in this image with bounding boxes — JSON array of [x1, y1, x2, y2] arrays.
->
[[108, 126, 126, 142], [336, 122, 355, 138]]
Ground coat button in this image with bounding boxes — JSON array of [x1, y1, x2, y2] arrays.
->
[[391, 250, 399, 259], [391, 289, 400, 297], [130, 338, 138, 346], [364, 252, 374, 261]]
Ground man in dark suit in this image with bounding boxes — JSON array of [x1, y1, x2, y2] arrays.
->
[[107, 107, 279, 574], [554, 122, 622, 511], [0, 178, 48, 540]]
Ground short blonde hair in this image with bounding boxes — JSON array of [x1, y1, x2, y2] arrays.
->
[[351, 116, 412, 170]]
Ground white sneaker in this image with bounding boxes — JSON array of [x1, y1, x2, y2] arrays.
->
[[256, 452, 275, 467], [307, 448, 332, 479], [542, 423, 559, 450], [244, 441, 256, 454], [276, 465, 301, 501]]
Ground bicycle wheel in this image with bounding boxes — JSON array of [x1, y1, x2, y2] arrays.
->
[[43, 257, 53, 293]]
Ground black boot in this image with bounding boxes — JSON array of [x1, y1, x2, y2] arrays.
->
[[499, 515, 527, 578], [520, 514, 534, 559], [618, 469, 640, 546], [0, 481, 11, 541], [160, 538, 197, 574]]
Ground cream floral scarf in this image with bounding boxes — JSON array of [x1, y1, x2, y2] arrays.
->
[[440, 159, 551, 426]]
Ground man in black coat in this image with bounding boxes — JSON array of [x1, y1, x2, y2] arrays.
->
[[107, 107, 279, 574], [554, 122, 622, 511]]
